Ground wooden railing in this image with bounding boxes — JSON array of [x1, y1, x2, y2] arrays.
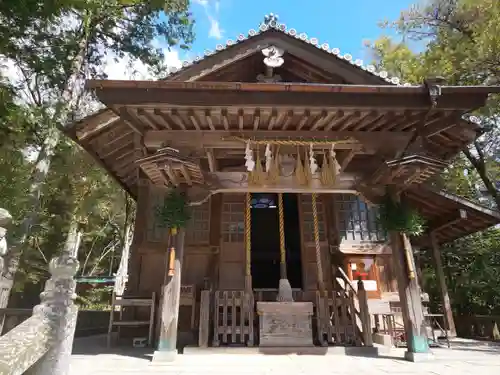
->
[[213, 290, 254, 347], [316, 266, 372, 347], [0, 253, 79, 375]]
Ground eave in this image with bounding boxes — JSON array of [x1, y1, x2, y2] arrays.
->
[[407, 188, 500, 245]]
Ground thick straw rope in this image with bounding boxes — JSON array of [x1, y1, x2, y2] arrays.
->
[[245, 192, 252, 291], [278, 193, 286, 279], [225, 137, 353, 146], [312, 193, 326, 294]]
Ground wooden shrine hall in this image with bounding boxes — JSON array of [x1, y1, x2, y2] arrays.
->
[[66, 15, 500, 361]]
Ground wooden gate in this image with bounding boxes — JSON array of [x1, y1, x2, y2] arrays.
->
[[213, 290, 254, 346], [315, 290, 362, 346]]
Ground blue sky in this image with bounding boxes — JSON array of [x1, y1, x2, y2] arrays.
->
[[181, 0, 416, 62]]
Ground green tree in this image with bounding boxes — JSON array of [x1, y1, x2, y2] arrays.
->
[[0, 0, 194, 306], [369, 0, 500, 208]]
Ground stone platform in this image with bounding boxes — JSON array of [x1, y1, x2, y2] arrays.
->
[[70, 335, 500, 375], [257, 302, 314, 347]]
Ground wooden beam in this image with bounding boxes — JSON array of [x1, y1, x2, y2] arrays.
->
[[204, 171, 358, 192], [419, 113, 459, 138], [206, 149, 217, 172], [143, 130, 413, 150], [94, 85, 488, 111], [165, 165, 179, 186], [115, 106, 143, 134], [340, 149, 356, 172], [428, 209, 467, 234], [180, 164, 193, 186], [204, 109, 215, 131]]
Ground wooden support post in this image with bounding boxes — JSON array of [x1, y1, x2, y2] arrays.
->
[[388, 188, 431, 361], [429, 233, 457, 337], [357, 279, 373, 347], [153, 229, 185, 362], [198, 290, 211, 348]]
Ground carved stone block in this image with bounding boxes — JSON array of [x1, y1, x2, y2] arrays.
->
[[257, 302, 313, 347]]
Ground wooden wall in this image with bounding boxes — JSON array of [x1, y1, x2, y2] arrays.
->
[[127, 187, 399, 304]]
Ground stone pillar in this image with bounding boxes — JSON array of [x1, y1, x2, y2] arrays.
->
[[153, 229, 185, 362], [0, 208, 13, 309], [29, 252, 80, 375], [430, 233, 457, 337]]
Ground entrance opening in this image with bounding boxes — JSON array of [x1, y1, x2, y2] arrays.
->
[[250, 193, 303, 289]]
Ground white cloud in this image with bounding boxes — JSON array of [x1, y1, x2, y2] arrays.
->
[[194, 0, 224, 40], [101, 48, 183, 80]]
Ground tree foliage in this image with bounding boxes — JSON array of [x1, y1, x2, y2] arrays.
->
[[370, 0, 500, 209], [0, 1, 194, 306], [371, 0, 500, 318]]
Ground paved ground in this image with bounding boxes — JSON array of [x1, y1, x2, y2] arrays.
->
[[70, 336, 500, 375]]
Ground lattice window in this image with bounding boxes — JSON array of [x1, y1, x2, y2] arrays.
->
[[146, 188, 169, 243], [335, 194, 386, 242], [301, 194, 326, 243], [185, 200, 210, 245], [221, 198, 245, 243]]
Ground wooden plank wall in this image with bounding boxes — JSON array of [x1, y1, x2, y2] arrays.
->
[[299, 194, 332, 291], [218, 194, 246, 290]]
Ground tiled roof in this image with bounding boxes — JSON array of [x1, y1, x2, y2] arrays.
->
[[165, 18, 407, 86]]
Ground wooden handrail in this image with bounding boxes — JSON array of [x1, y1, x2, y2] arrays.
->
[[336, 266, 358, 297]]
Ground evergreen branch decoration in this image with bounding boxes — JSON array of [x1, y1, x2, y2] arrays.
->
[[378, 193, 426, 236], [155, 189, 191, 231]]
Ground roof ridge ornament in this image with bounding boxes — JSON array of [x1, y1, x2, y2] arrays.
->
[[262, 13, 280, 28], [165, 16, 406, 86]]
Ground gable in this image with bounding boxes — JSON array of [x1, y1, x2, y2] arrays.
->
[[165, 26, 398, 85]]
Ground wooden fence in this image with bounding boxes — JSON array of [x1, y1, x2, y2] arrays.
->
[[315, 290, 362, 346], [455, 315, 500, 341], [213, 290, 254, 346]]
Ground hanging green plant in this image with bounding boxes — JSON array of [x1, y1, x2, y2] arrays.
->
[[155, 189, 191, 234], [378, 193, 426, 236]]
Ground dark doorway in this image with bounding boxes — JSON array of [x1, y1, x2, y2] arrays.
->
[[250, 193, 303, 289], [283, 193, 303, 289]]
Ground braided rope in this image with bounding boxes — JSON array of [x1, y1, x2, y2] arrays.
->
[[311, 193, 326, 294], [226, 137, 353, 146], [245, 192, 252, 278], [278, 193, 286, 279]]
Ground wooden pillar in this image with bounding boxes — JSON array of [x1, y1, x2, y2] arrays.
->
[[153, 229, 185, 362], [430, 233, 457, 337], [357, 279, 373, 347], [388, 189, 430, 361]]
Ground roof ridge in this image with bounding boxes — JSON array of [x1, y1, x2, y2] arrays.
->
[[165, 20, 407, 86]]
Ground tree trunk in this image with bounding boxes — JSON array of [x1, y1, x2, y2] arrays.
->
[[1, 16, 93, 307], [114, 223, 133, 297], [463, 147, 500, 209]]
